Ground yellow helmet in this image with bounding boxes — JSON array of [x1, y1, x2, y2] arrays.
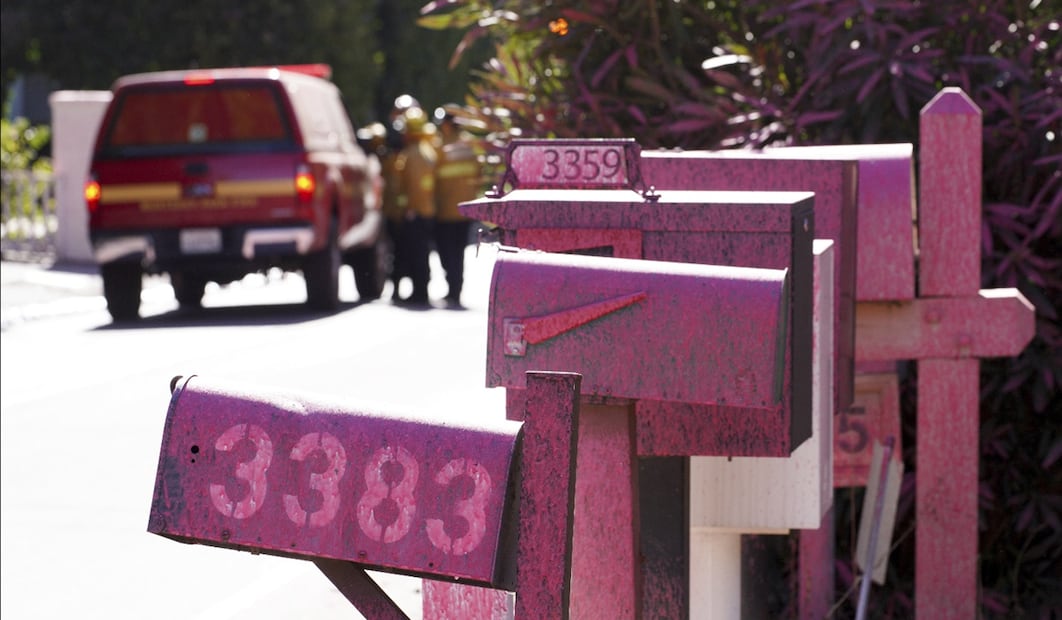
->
[[356, 122, 387, 146], [401, 106, 435, 137], [392, 94, 420, 115]]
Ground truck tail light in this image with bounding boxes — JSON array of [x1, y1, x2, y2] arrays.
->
[[295, 165, 316, 204], [183, 73, 215, 86], [85, 176, 102, 213]]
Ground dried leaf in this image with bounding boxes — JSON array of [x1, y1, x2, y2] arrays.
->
[[627, 104, 647, 125], [838, 53, 883, 77], [703, 69, 747, 91], [591, 48, 625, 89], [660, 118, 719, 134], [796, 109, 845, 127], [624, 76, 676, 102], [1043, 438, 1062, 470], [890, 73, 910, 119], [856, 68, 885, 103]]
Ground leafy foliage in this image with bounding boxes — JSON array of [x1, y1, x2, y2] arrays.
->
[[1, 117, 50, 173], [375, 0, 493, 123], [2, 117, 54, 245], [421, 0, 1061, 615]]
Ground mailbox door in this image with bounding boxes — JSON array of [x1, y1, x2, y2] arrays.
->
[[488, 250, 789, 414], [641, 207, 814, 451]]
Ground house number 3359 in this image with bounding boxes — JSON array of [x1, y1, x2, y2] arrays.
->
[[541, 147, 625, 181], [206, 423, 492, 556]]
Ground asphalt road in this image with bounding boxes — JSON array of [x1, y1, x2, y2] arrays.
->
[[1, 246, 508, 619]]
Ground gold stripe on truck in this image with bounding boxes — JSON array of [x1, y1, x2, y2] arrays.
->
[[101, 183, 181, 204], [215, 179, 294, 198], [102, 179, 295, 207]]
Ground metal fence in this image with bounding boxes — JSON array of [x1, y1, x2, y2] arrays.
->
[[1, 169, 57, 259]]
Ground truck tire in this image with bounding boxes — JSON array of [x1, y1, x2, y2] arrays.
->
[[170, 271, 207, 309], [347, 239, 388, 301], [304, 220, 340, 311], [101, 262, 143, 322]]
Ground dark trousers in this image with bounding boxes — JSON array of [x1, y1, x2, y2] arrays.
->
[[386, 219, 407, 288], [435, 219, 472, 301], [404, 215, 434, 302]]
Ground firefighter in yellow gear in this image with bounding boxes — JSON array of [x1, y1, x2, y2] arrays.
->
[[394, 106, 438, 305], [433, 107, 481, 307], [357, 122, 405, 298]]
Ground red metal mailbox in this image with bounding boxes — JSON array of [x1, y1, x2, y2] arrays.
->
[[150, 372, 584, 619], [489, 250, 791, 451], [640, 148, 861, 413], [464, 186, 814, 457], [150, 375, 522, 585]]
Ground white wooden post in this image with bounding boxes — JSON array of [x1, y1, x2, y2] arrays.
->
[[689, 239, 835, 618], [48, 90, 111, 263]]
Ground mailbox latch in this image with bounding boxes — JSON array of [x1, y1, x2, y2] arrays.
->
[[504, 319, 529, 356]]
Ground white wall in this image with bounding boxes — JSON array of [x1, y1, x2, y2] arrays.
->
[[48, 91, 112, 263]]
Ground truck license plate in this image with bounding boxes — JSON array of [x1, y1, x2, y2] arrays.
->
[[180, 228, 222, 254]]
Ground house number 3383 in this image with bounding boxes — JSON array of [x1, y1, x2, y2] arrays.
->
[[206, 423, 493, 556]]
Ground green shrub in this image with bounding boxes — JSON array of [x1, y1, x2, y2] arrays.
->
[[1, 116, 51, 173], [2, 117, 54, 239]]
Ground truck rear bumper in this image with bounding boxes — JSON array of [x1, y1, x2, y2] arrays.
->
[[93, 235, 154, 264], [241, 226, 314, 259], [91, 225, 317, 265]]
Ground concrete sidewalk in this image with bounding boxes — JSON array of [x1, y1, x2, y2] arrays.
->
[[0, 259, 109, 329]]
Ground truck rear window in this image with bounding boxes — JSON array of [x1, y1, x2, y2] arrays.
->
[[101, 84, 295, 157]]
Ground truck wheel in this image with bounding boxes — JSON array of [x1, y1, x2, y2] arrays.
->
[[101, 262, 143, 322], [347, 239, 388, 301], [170, 271, 207, 309], [304, 220, 340, 311]]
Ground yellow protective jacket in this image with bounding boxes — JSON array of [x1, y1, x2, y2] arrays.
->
[[380, 150, 404, 223], [435, 137, 480, 222], [397, 138, 438, 219]]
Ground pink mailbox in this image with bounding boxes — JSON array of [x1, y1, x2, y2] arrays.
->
[[150, 373, 584, 619], [465, 185, 814, 457], [639, 148, 860, 412], [489, 250, 792, 452]]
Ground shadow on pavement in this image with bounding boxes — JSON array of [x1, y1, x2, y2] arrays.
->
[[93, 298, 375, 330]]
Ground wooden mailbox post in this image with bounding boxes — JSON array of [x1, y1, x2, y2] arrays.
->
[[881, 88, 1032, 618], [149, 372, 583, 619], [780, 89, 1034, 618]]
